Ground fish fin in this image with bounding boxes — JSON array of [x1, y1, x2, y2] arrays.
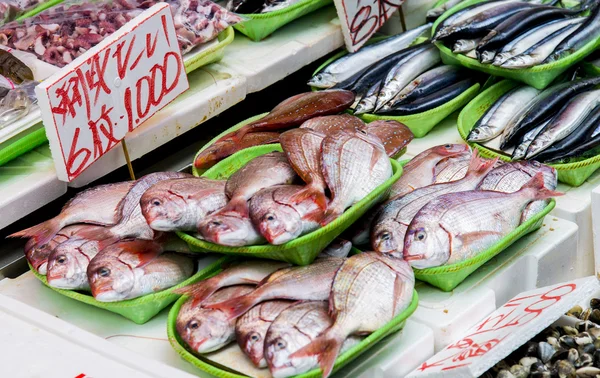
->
[[289, 186, 328, 210], [173, 278, 220, 306], [320, 207, 342, 226], [226, 197, 250, 217], [8, 217, 63, 247], [455, 231, 505, 255], [465, 149, 497, 177], [205, 294, 258, 320], [289, 330, 343, 378], [519, 172, 563, 200], [71, 226, 115, 243]]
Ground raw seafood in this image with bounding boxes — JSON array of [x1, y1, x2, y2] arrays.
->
[[365, 120, 414, 158], [193, 132, 279, 170]]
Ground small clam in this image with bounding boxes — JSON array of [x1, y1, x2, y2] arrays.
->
[[594, 338, 600, 349], [544, 327, 561, 340], [576, 366, 600, 377], [581, 309, 593, 322], [553, 360, 575, 378], [591, 309, 600, 325], [509, 364, 527, 378], [496, 369, 516, 378], [531, 361, 548, 373], [593, 349, 600, 367], [548, 336, 560, 348], [530, 371, 551, 378], [576, 333, 594, 346], [589, 327, 600, 340], [581, 342, 596, 355], [520, 356, 539, 369], [590, 298, 600, 310], [568, 348, 579, 364], [576, 352, 594, 368], [560, 335, 577, 348], [525, 342, 539, 357], [569, 305, 584, 318], [538, 342, 556, 363], [578, 321, 599, 333], [562, 326, 579, 336]]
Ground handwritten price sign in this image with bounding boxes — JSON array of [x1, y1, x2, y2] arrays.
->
[[333, 0, 405, 52], [36, 3, 189, 182], [408, 277, 599, 378]]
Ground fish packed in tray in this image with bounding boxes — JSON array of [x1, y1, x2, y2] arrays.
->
[[174, 252, 415, 377], [190, 90, 414, 247], [468, 76, 600, 163], [308, 25, 482, 116], [226, 0, 303, 14], [484, 298, 600, 378], [0, 0, 241, 67], [350, 144, 561, 269], [434, 0, 600, 69]]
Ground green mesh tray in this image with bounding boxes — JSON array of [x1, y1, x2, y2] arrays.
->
[[179, 144, 403, 265], [184, 26, 235, 73], [310, 43, 481, 138], [413, 199, 555, 292], [0, 127, 47, 167], [457, 79, 600, 186], [28, 256, 229, 324], [581, 60, 600, 77], [433, 0, 600, 90], [167, 286, 418, 378], [233, 0, 332, 42]]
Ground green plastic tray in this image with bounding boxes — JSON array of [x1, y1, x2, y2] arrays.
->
[[184, 26, 235, 74], [413, 199, 555, 291], [310, 43, 481, 138], [234, 0, 332, 42], [167, 287, 418, 378], [457, 79, 600, 186], [432, 0, 600, 90], [0, 127, 47, 167], [581, 60, 600, 77], [179, 144, 403, 265], [28, 256, 229, 324]]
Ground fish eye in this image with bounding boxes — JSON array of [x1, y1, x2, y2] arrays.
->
[[250, 332, 261, 342], [99, 267, 111, 277], [152, 199, 161, 206], [381, 232, 391, 241], [56, 255, 66, 264], [416, 230, 427, 241], [188, 320, 199, 330], [276, 339, 286, 350], [358, 128, 368, 135], [211, 221, 222, 226], [444, 144, 452, 148], [265, 214, 276, 221]]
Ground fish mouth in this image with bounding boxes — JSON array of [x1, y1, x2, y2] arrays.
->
[[404, 254, 425, 262], [91, 284, 122, 302]]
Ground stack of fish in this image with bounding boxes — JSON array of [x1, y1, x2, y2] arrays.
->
[[308, 25, 478, 116], [9, 172, 214, 302], [174, 252, 415, 378], [434, 0, 600, 69], [350, 144, 561, 269], [467, 76, 600, 162], [226, 0, 303, 13], [196, 112, 413, 246]]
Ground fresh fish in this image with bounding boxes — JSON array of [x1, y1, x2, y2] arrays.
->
[[372, 151, 496, 255], [383, 66, 466, 110], [10, 181, 134, 248], [320, 128, 392, 225], [477, 161, 557, 223], [177, 285, 255, 354], [465, 49, 479, 59], [87, 239, 194, 302], [198, 152, 297, 246], [434, 1, 536, 41], [0, 50, 33, 84], [492, 18, 585, 66], [526, 89, 600, 158], [236, 300, 295, 368], [250, 185, 324, 245], [476, 6, 578, 60], [432, 151, 473, 183], [290, 252, 414, 378], [389, 144, 470, 198], [307, 24, 432, 88], [546, 5, 600, 62], [453, 38, 482, 53], [193, 132, 279, 170], [374, 44, 440, 111], [427, 0, 466, 22], [300, 114, 366, 135], [381, 78, 476, 116], [534, 105, 600, 162], [435, 0, 522, 37], [501, 76, 600, 149], [140, 178, 227, 232], [543, 131, 600, 163], [404, 173, 561, 268], [501, 23, 581, 69], [366, 120, 414, 158], [511, 122, 547, 160], [279, 128, 328, 209], [174, 260, 289, 306], [468, 86, 540, 143], [46, 237, 117, 290], [24, 224, 100, 275], [353, 81, 382, 115], [265, 301, 362, 378], [318, 239, 352, 258], [206, 257, 345, 319], [107, 172, 191, 241], [219, 90, 355, 142]]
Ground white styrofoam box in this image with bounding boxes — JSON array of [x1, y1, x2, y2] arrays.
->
[[0, 295, 199, 378], [0, 145, 67, 230], [379, 0, 439, 36], [335, 320, 434, 378], [220, 6, 343, 94], [68, 63, 247, 187], [591, 183, 600, 276], [412, 218, 578, 352]]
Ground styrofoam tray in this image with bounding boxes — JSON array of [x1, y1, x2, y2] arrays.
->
[[412, 217, 579, 352]]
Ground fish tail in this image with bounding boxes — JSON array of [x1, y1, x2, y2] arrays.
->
[[289, 329, 344, 378], [465, 149, 497, 177], [520, 172, 563, 200], [206, 293, 258, 320], [8, 216, 63, 247], [289, 186, 328, 210]]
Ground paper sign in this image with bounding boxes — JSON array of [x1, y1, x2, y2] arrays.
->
[[333, 0, 405, 52], [408, 277, 600, 378], [36, 3, 189, 182]]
